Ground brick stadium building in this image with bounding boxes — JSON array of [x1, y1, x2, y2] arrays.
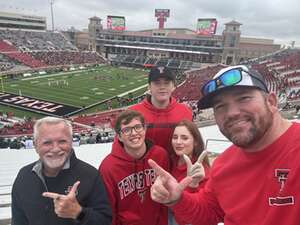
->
[[73, 16, 282, 69]]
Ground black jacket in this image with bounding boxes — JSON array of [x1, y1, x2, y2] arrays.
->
[[11, 151, 112, 225]]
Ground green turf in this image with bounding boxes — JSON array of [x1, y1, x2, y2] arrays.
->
[[2, 66, 148, 107], [0, 65, 149, 117]]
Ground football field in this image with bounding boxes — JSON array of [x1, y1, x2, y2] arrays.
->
[[2, 66, 148, 107]]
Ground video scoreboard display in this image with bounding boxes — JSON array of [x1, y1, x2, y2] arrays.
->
[[107, 15, 126, 31], [196, 18, 217, 35], [155, 9, 170, 17]]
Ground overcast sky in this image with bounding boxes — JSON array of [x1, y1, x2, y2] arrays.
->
[[1, 0, 300, 47]]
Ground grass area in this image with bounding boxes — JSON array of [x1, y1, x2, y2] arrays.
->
[[1, 65, 149, 117]]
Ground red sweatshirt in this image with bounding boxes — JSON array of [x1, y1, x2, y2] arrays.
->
[[99, 140, 169, 225], [172, 122, 300, 225], [129, 96, 192, 153], [171, 156, 211, 225]]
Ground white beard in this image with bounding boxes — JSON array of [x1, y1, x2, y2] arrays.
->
[[42, 153, 68, 172]]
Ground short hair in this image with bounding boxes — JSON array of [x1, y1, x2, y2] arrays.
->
[[114, 110, 145, 134], [33, 117, 73, 142]]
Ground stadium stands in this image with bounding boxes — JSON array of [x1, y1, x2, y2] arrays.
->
[[0, 40, 47, 68], [172, 65, 226, 102], [111, 54, 202, 70], [249, 49, 300, 101], [0, 29, 106, 71], [31, 51, 105, 66]]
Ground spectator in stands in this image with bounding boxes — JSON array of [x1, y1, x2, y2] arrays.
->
[[148, 65, 300, 225], [130, 66, 192, 154], [11, 117, 112, 225], [169, 119, 210, 225], [99, 110, 169, 225], [296, 105, 300, 114]]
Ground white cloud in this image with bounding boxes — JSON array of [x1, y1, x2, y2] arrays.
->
[[1, 0, 299, 46]]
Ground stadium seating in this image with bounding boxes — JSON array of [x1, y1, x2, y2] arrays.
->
[[0, 29, 106, 71], [0, 40, 47, 68], [31, 51, 105, 66], [71, 109, 124, 128], [249, 49, 300, 101], [172, 65, 226, 102]]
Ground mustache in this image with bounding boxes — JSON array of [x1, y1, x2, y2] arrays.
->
[[223, 115, 251, 128], [45, 151, 66, 157]]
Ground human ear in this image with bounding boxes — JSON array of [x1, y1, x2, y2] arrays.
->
[[266, 92, 278, 112]]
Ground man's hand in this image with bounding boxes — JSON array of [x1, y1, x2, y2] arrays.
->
[[183, 150, 207, 188], [43, 181, 82, 219], [148, 159, 192, 205]]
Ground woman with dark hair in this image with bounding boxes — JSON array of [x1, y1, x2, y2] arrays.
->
[[169, 119, 211, 225]]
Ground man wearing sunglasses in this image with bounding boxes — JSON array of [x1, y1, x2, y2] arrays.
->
[[148, 65, 300, 225], [99, 110, 169, 225]]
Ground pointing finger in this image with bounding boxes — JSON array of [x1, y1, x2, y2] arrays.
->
[[148, 159, 170, 177], [43, 192, 61, 200]]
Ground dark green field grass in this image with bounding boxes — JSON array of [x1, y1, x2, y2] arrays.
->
[[3, 66, 148, 107], [0, 66, 148, 117]]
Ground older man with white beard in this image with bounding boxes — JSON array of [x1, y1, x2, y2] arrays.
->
[[11, 117, 112, 225]]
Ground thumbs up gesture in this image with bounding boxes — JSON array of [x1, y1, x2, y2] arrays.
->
[[43, 181, 82, 219], [183, 151, 208, 188]]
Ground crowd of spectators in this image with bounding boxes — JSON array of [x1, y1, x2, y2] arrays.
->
[[31, 51, 105, 66], [0, 29, 77, 52], [249, 49, 300, 101], [0, 29, 105, 71], [0, 40, 47, 68]]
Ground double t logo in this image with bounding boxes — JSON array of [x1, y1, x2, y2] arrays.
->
[[268, 169, 294, 206]]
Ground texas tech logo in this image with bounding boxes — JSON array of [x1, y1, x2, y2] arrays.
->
[[138, 189, 147, 203], [268, 169, 294, 206], [157, 66, 165, 74]]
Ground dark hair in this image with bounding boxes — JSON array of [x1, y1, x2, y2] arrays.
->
[[114, 110, 145, 134], [171, 119, 210, 167]]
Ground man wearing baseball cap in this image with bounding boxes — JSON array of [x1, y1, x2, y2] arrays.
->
[[148, 65, 300, 225], [130, 66, 192, 154]]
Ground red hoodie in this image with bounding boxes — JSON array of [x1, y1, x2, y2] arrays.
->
[[99, 140, 169, 225], [129, 96, 192, 153]]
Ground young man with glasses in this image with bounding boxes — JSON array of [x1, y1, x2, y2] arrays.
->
[[148, 65, 300, 225], [99, 110, 169, 225]]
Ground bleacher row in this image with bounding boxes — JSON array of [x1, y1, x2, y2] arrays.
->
[[111, 54, 201, 70], [0, 29, 106, 71], [173, 65, 226, 102], [250, 49, 300, 100], [0, 108, 126, 139]]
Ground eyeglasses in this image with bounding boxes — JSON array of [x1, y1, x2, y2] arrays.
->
[[201, 68, 268, 96], [119, 123, 145, 136]]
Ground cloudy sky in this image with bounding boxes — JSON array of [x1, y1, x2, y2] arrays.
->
[[1, 0, 300, 47]]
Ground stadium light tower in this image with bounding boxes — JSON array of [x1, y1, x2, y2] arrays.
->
[[50, 0, 55, 31]]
